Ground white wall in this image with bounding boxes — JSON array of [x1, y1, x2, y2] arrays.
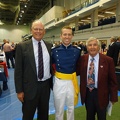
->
[[0, 25, 30, 44], [44, 22, 120, 47], [0, 22, 120, 47]]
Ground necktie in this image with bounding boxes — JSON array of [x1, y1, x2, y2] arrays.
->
[[87, 57, 95, 91], [38, 42, 44, 80]]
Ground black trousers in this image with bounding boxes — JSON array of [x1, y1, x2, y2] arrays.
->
[[22, 80, 51, 120], [5, 51, 15, 68], [85, 88, 106, 120]]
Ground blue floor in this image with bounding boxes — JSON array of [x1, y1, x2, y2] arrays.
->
[[0, 69, 119, 120]]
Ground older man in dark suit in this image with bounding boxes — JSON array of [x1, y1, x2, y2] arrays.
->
[[77, 37, 118, 120], [14, 19, 53, 120]]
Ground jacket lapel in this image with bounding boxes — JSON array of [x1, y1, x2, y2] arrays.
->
[[27, 40, 37, 75], [83, 54, 89, 83], [98, 53, 105, 82], [44, 41, 51, 55]]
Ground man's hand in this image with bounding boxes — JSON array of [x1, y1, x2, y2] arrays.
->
[[17, 92, 24, 102]]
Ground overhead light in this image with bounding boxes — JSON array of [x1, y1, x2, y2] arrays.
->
[[20, 14, 23, 17], [78, 21, 83, 23], [0, 20, 4, 25], [87, 17, 91, 20], [24, 5, 27, 8], [21, 10, 24, 13], [98, 15, 104, 17], [81, 20, 89, 22], [105, 11, 115, 15]]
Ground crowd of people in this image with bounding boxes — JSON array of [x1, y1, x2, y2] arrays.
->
[[0, 39, 17, 95], [0, 39, 16, 68]]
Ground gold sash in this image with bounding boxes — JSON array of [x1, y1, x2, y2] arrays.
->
[[55, 71, 80, 106]]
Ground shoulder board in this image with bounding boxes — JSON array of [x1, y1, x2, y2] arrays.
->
[[72, 45, 81, 50], [51, 45, 60, 49]]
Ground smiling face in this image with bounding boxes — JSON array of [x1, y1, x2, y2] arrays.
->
[[60, 27, 73, 46], [86, 38, 100, 57], [31, 20, 45, 41]]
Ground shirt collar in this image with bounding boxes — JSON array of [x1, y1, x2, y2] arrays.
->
[[89, 53, 99, 62], [32, 37, 43, 44]]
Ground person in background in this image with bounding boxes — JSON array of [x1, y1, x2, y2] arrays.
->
[[1, 39, 6, 50], [115, 36, 120, 65], [52, 26, 81, 120], [77, 37, 118, 120], [107, 37, 120, 67], [14, 19, 53, 120], [3, 40, 15, 68], [106, 36, 116, 65], [101, 41, 106, 52], [11, 41, 16, 59], [0, 49, 8, 92]]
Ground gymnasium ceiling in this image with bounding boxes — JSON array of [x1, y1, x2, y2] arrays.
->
[[0, 0, 50, 25], [0, 0, 117, 26]]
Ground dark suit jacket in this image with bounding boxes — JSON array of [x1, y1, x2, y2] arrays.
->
[[107, 43, 115, 57], [113, 42, 120, 66], [77, 53, 118, 109], [14, 39, 53, 100], [107, 42, 120, 66]]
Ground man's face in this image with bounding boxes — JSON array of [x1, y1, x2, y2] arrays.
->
[[60, 28, 73, 46], [87, 40, 100, 57], [31, 22, 45, 41]]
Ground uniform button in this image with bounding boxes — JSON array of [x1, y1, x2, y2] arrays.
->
[[56, 50, 58, 52], [56, 55, 58, 57], [57, 59, 59, 61], [58, 64, 60, 66]]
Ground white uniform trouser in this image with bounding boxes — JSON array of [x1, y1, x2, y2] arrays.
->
[[53, 76, 74, 120]]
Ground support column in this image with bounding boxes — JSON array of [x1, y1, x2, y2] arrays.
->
[[91, 9, 98, 28], [75, 17, 79, 31], [116, 0, 120, 22]]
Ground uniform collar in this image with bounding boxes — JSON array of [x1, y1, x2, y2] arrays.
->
[[61, 44, 72, 49]]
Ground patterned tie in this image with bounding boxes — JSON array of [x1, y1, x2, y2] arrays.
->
[[38, 42, 44, 80], [87, 57, 95, 91]]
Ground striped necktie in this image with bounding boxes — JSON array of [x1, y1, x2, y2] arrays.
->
[[38, 42, 44, 80]]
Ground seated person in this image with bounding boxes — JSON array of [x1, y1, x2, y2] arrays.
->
[[0, 49, 8, 91]]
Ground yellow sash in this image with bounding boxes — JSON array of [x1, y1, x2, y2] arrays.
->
[[55, 71, 80, 106]]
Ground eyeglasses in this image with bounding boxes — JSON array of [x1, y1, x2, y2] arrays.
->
[[33, 28, 44, 32]]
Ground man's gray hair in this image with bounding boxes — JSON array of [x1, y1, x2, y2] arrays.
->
[[86, 37, 100, 46]]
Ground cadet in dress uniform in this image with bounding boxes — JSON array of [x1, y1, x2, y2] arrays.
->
[[52, 26, 81, 120]]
